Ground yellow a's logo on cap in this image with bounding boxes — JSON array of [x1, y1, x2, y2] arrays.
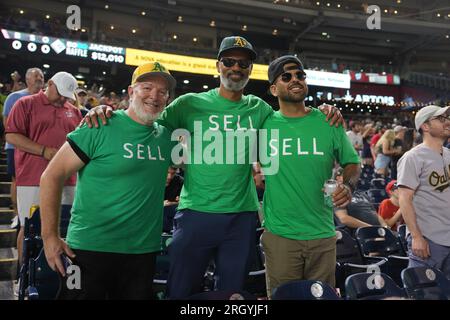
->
[[234, 37, 247, 47]]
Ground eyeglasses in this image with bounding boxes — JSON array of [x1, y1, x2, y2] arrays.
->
[[220, 58, 252, 69], [279, 71, 307, 83], [429, 115, 450, 123]]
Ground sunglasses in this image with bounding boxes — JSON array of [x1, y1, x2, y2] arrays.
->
[[279, 71, 307, 83], [220, 58, 252, 69]]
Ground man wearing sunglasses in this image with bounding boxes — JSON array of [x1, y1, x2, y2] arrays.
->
[[5, 71, 82, 266], [83, 36, 344, 299], [260, 55, 361, 297], [397, 105, 450, 278]]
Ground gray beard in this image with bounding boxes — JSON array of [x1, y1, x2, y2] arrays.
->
[[220, 73, 249, 92], [131, 100, 160, 125]]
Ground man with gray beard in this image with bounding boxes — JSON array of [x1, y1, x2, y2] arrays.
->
[[39, 62, 177, 299]]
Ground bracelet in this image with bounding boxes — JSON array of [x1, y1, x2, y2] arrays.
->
[[41, 146, 46, 157]]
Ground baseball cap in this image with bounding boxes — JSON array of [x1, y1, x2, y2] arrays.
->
[[50, 72, 78, 100], [415, 105, 450, 131], [76, 88, 87, 96], [131, 62, 176, 91], [217, 36, 257, 61], [268, 55, 305, 84], [393, 125, 407, 133], [386, 180, 398, 196]]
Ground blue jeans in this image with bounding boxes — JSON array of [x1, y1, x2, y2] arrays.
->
[[166, 209, 257, 299], [407, 234, 450, 279]]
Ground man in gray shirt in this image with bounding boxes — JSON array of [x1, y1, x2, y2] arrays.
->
[[397, 105, 450, 278]]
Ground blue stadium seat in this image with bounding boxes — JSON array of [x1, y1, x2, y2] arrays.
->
[[18, 205, 71, 300], [345, 272, 407, 300], [28, 249, 71, 300], [401, 267, 450, 300], [272, 280, 340, 300], [335, 229, 387, 295], [355, 226, 408, 286]]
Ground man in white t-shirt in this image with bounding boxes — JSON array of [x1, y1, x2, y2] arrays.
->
[[397, 105, 450, 278]]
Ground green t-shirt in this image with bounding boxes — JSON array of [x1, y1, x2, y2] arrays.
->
[[157, 88, 273, 213], [66, 110, 174, 254], [261, 109, 360, 240]]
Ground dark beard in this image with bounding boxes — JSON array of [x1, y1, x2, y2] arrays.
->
[[281, 91, 307, 103]]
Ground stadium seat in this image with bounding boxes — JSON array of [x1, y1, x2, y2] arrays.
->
[[335, 229, 387, 294], [370, 178, 386, 189], [361, 165, 375, 173], [28, 249, 71, 300], [153, 233, 173, 299], [18, 205, 72, 300], [355, 226, 408, 286], [272, 280, 340, 300], [373, 173, 386, 179], [18, 206, 43, 300], [243, 228, 266, 297], [401, 267, 450, 300], [357, 179, 370, 191], [397, 224, 408, 253], [345, 272, 407, 300]]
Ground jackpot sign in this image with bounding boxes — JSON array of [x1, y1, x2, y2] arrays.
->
[[1, 28, 125, 64]]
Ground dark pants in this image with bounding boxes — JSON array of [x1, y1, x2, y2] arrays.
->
[[167, 209, 257, 299], [58, 249, 156, 300]]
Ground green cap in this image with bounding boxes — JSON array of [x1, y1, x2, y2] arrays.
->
[[217, 36, 257, 61]]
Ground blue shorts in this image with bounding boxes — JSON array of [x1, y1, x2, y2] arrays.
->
[[6, 149, 15, 177], [374, 153, 391, 170]]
